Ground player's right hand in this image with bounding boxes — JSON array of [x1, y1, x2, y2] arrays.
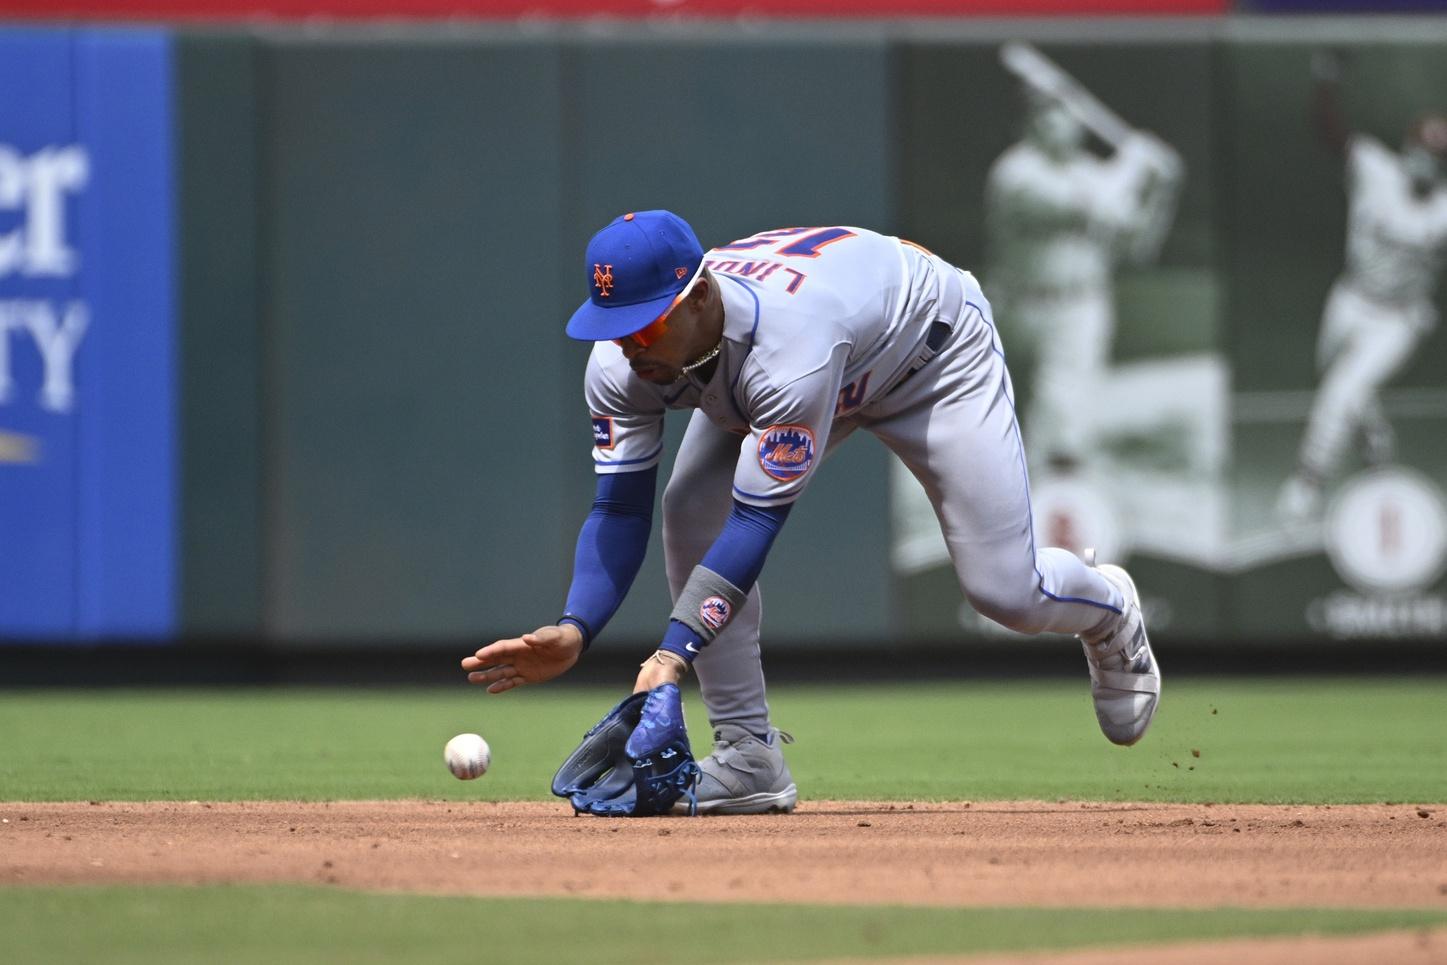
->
[[462, 624, 584, 694]]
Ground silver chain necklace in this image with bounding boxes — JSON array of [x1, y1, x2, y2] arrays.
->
[[680, 342, 722, 374]]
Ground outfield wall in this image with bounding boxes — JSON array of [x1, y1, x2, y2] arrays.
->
[[2, 18, 1446, 651]]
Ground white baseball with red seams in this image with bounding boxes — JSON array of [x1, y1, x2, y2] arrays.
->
[[444, 733, 491, 780]]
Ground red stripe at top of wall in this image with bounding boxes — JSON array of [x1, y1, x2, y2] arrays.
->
[[0, 0, 1230, 19]]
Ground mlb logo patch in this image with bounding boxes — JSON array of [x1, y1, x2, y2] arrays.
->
[[757, 424, 815, 481], [591, 416, 615, 450], [700, 596, 732, 631]]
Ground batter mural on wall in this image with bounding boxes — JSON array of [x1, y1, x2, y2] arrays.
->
[[985, 43, 1184, 482], [1275, 50, 1447, 632], [891, 42, 1228, 636]]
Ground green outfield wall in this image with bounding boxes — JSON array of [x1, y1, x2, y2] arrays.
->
[[166, 27, 901, 647], [24, 18, 1447, 651], [178, 32, 264, 638]]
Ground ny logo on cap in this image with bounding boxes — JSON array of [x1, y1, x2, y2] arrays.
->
[[593, 263, 614, 298]]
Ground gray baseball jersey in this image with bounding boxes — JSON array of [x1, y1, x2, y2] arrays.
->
[[586, 227, 951, 506]]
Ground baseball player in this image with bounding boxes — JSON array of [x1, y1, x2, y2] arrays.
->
[[986, 80, 1182, 474], [1278, 53, 1447, 522], [462, 211, 1161, 814]]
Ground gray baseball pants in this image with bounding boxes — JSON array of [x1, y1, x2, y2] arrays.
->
[[661, 271, 1125, 735]]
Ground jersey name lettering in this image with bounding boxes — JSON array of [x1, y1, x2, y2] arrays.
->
[[708, 227, 859, 296]]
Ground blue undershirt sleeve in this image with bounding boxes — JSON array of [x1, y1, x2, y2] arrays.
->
[[659, 499, 792, 662], [559, 467, 657, 649]]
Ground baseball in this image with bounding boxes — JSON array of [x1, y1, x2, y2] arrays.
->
[[444, 733, 491, 780]]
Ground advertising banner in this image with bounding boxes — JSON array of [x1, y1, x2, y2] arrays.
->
[[0, 29, 176, 640]]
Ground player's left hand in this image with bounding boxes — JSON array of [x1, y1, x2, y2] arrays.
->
[[632, 649, 688, 694], [553, 683, 699, 817], [463, 623, 583, 693]]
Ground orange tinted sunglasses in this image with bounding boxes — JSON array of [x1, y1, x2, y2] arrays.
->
[[612, 269, 703, 349], [613, 312, 671, 349]]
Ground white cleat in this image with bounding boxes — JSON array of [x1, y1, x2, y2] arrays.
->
[[1080, 563, 1161, 746], [675, 724, 797, 815]]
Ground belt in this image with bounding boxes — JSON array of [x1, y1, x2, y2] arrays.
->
[[889, 319, 952, 394], [885, 260, 967, 396]]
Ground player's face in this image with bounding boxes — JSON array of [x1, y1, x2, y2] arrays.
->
[[614, 313, 671, 351], [614, 321, 682, 383], [612, 277, 716, 384]]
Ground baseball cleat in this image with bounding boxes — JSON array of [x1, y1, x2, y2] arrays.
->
[[674, 724, 797, 815], [1080, 563, 1161, 746]]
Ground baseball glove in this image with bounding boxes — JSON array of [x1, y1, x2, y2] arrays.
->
[[551, 683, 699, 817]]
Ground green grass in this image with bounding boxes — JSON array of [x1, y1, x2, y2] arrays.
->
[[4, 886, 1445, 965], [4, 681, 1445, 962], [1, 679, 1444, 803]]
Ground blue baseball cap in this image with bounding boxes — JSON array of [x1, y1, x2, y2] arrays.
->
[[566, 210, 705, 342]]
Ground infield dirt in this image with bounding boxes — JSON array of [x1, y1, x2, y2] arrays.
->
[[4, 800, 1446, 962]]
